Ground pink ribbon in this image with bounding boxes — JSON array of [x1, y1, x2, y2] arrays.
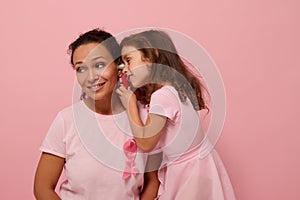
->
[[122, 138, 139, 179]]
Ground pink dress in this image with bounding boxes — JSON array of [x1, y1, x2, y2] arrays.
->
[[40, 101, 146, 200], [148, 86, 236, 200]]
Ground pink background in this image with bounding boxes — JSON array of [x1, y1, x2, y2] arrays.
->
[[1, 0, 299, 199]]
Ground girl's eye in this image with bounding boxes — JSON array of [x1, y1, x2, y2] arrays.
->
[[126, 58, 131, 64], [76, 66, 86, 73], [95, 62, 105, 69]]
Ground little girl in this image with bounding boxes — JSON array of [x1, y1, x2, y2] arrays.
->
[[117, 30, 236, 199]]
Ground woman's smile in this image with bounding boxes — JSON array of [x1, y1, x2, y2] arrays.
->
[[73, 43, 118, 101], [87, 81, 106, 92]]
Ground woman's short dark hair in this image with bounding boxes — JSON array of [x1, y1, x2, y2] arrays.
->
[[68, 28, 121, 66]]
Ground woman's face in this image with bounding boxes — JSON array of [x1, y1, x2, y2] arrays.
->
[[121, 45, 151, 88], [73, 42, 118, 101]]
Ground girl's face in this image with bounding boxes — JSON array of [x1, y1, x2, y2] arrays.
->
[[73, 42, 118, 102], [121, 45, 151, 88]]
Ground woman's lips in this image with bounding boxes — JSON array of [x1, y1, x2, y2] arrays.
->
[[87, 82, 105, 92]]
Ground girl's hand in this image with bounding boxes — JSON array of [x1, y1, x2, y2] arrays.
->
[[116, 84, 137, 110]]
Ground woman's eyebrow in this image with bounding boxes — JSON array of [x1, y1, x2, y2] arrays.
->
[[74, 61, 83, 66], [74, 56, 105, 66], [85, 56, 106, 63], [90, 56, 104, 61]]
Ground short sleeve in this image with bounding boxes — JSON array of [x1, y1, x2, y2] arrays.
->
[[40, 112, 66, 158], [149, 87, 180, 121]]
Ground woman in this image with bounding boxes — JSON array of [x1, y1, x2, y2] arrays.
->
[[34, 29, 158, 200]]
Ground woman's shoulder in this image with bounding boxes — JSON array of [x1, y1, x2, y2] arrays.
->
[[56, 101, 83, 120]]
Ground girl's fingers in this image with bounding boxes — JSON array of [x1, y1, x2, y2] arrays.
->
[[117, 85, 125, 92], [116, 87, 124, 95], [116, 86, 129, 96], [118, 84, 132, 93], [115, 89, 121, 95]]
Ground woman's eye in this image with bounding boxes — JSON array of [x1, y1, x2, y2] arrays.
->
[[126, 59, 131, 64], [95, 62, 105, 69], [76, 66, 86, 73]]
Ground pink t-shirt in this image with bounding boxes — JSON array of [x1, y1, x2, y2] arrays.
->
[[148, 86, 204, 165], [40, 101, 146, 200], [147, 86, 236, 200]]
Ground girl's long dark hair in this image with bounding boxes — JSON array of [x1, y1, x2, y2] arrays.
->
[[120, 30, 208, 111]]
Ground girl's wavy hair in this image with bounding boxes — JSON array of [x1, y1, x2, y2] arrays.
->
[[120, 30, 208, 111]]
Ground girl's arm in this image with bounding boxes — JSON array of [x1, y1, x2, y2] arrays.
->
[[34, 152, 65, 200], [141, 171, 160, 200], [141, 152, 162, 200], [117, 86, 167, 152]]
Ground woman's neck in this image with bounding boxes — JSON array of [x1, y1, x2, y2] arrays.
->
[[83, 93, 124, 115]]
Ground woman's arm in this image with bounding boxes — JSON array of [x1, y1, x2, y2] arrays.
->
[[34, 152, 65, 200], [117, 86, 167, 152]]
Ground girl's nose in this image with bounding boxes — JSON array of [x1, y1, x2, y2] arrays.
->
[[122, 64, 129, 73], [118, 63, 129, 74], [118, 63, 126, 72]]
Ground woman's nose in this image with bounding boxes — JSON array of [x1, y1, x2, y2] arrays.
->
[[88, 69, 100, 83]]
